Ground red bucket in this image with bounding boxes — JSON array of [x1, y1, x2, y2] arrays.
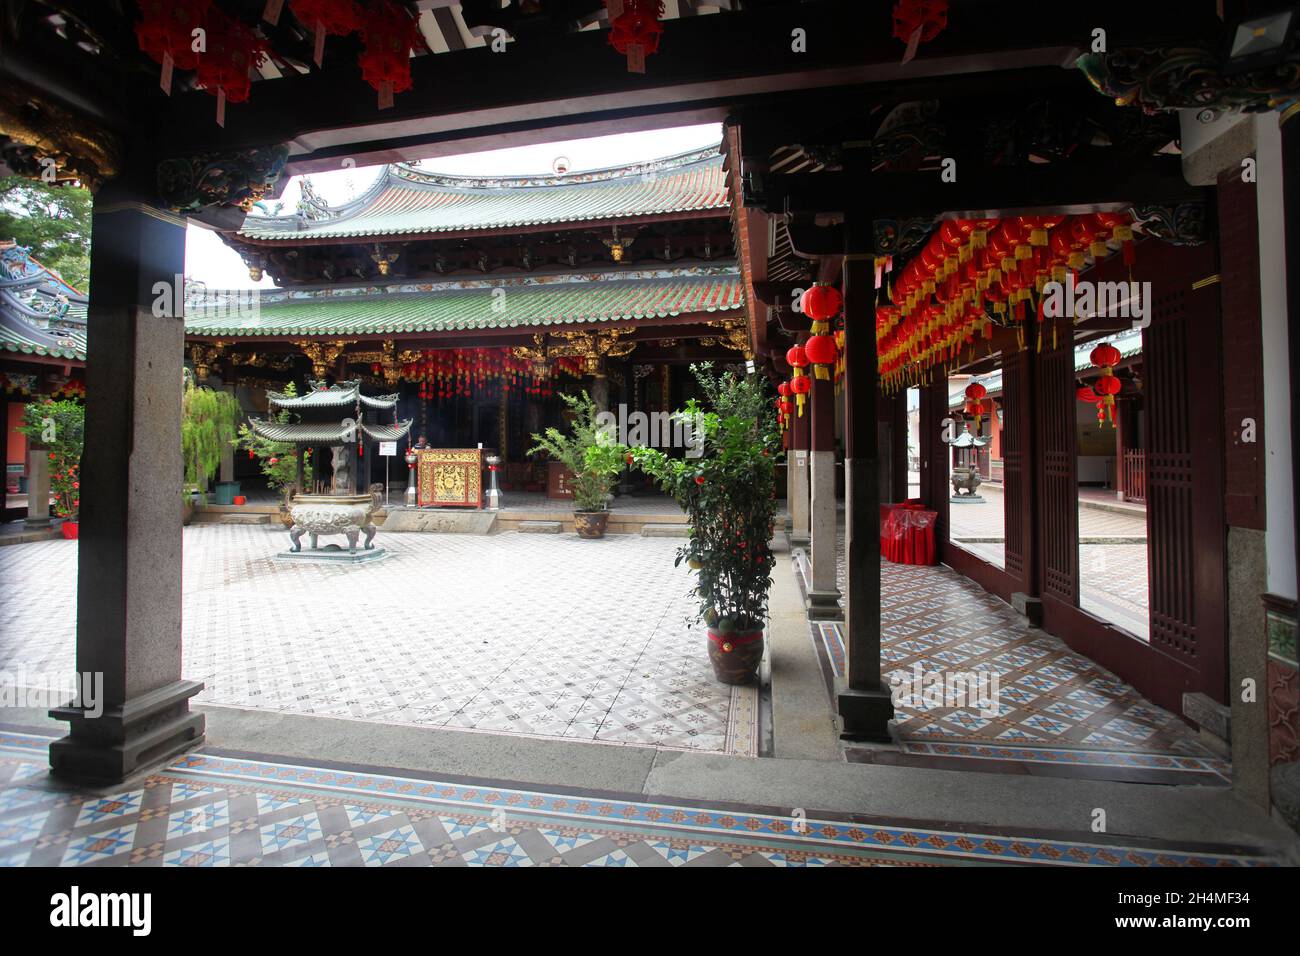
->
[[61, 521, 79, 540], [233, 495, 247, 506]]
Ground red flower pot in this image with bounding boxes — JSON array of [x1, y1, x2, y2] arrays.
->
[[60, 521, 79, 540], [233, 495, 246, 506], [706, 627, 764, 685]]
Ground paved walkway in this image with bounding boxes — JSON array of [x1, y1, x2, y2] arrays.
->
[[948, 484, 1150, 637], [803, 530, 1220, 783], [0, 729, 1279, 867], [0, 526, 755, 756]]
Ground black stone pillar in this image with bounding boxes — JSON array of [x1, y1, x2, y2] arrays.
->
[[837, 256, 894, 740], [48, 184, 203, 783]]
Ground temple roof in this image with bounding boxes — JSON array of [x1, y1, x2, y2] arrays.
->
[[249, 418, 413, 444], [0, 240, 88, 362], [237, 147, 727, 243], [186, 265, 742, 338], [267, 380, 400, 410]]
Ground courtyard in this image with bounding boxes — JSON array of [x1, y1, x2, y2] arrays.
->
[[0, 526, 757, 757]]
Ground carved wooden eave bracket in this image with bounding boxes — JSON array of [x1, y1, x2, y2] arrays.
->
[[158, 144, 290, 214], [1077, 44, 1300, 116], [188, 341, 228, 381], [294, 339, 357, 380], [346, 339, 403, 385], [699, 320, 754, 361], [0, 85, 122, 191], [513, 330, 637, 377]]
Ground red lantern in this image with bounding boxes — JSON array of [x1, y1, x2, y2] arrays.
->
[[195, 8, 268, 126], [892, 0, 947, 62], [789, 373, 811, 417], [607, 0, 665, 74], [1095, 212, 1136, 268], [804, 333, 838, 381], [1089, 342, 1122, 372], [964, 381, 988, 432], [801, 284, 842, 335], [358, 0, 422, 108], [290, 0, 360, 67], [135, 0, 210, 94]]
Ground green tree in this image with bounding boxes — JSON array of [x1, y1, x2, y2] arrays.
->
[[528, 391, 626, 512], [17, 398, 85, 520], [181, 379, 242, 494], [630, 365, 781, 631], [232, 382, 308, 502], [0, 177, 92, 291]]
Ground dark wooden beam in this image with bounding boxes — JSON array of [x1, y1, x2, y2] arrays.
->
[[139, 1, 1219, 163], [767, 154, 1201, 223]]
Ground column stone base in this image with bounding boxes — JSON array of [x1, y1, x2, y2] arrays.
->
[[837, 685, 895, 742], [49, 679, 205, 785], [806, 590, 844, 621]]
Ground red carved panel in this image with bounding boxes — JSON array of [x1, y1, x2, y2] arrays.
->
[[1002, 349, 1030, 582], [1036, 331, 1078, 606], [1217, 167, 1267, 530], [1268, 659, 1299, 766]]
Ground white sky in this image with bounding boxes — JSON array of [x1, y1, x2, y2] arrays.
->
[[184, 122, 724, 290]]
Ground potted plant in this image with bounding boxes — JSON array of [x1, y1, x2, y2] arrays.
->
[[17, 398, 84, 538], [233, 382, 309, 527], [181, 375, 242, 521], [630, 364, 781, 684], [528, 390, 626, 538]]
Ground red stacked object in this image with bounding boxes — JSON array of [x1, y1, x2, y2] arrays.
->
[[880, 499, 937, 565]]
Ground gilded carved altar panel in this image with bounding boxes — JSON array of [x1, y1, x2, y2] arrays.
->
[[416, 449, 482, 508]]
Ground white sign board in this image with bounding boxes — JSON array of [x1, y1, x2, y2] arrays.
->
[[379, 441, 397, 457]]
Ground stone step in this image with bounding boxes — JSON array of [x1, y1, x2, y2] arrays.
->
[[192, 513, 273, 525], [518, 520, 563, 534], [642, 523, 689, 537]]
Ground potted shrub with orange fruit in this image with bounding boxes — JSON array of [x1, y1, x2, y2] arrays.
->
[[629, 364, 780, 684]]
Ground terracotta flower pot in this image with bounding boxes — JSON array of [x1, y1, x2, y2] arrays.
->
[[60, 520, 79, 540], [706, 627, 764, 685], [573, 510, 610, 539]]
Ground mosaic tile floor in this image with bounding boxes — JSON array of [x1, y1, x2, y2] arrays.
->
[[0, 527, 756, 756], [802, 551, 1227, 782], [0, 731, 1276, 867], [947, 486, 1150, 637]]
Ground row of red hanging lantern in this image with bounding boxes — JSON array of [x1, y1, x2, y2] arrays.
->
[[963, 381, 987, 434], [397, 348, 586, 402], [1080, 341, 1123, 427], [876, 212, 1137, 393], [775, 282, 846, 433], [135, 1, 424, 121], [136, 1, 267, 125]]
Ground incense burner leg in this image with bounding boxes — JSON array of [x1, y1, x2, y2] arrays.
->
[[310, 532, 319, 550], [289, 525, 304, 553], [363, 521, 377, 550], [345, 528, 360, 554]]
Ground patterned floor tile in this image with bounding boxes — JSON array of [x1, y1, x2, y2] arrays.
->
[[0, 732, 1279, 868], [802, 538, 1229, 782], [0, 527, 757, 757]]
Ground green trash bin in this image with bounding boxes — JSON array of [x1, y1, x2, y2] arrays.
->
[[214, 481, 240, 506]]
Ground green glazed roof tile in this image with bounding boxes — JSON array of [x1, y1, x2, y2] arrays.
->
[[187, 269, 743, 338], [239, 148, 727, 242]]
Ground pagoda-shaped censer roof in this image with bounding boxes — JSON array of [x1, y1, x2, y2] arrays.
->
[[249, 417, 412, 445], [266, 380, 400, 410]]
